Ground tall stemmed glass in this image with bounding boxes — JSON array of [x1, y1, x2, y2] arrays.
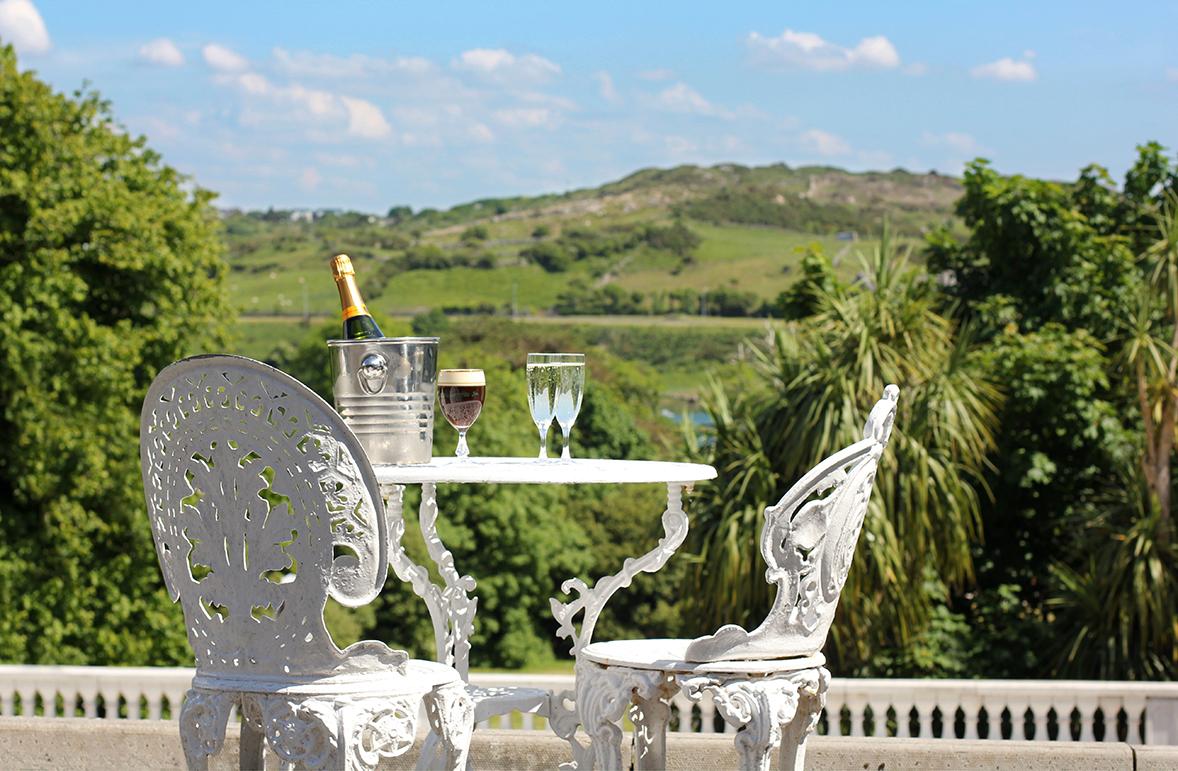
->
[[526, 354, 558, 459], [438, 369, 485, 458], [544, 354, 586, 460]]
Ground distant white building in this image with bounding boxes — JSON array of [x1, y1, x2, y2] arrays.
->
[[289, 210, 313, 223]]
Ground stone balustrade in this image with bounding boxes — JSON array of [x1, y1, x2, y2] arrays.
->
[[1, 666, 1175, 745]]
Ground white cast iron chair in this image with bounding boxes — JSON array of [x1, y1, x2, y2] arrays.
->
[[555, 386, 899, 771], [140, 355, 474, 770]]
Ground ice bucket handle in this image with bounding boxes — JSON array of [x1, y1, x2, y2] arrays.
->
[[359, 352, 388, 395]]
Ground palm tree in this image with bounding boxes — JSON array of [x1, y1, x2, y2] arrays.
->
[[687, 227, 1000, 672], [1048, 467, 1177, 679]]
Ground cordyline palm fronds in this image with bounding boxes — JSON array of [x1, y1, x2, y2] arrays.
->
[[1048, 468, 1178, 679], [687, 227, 1000, 672], [1128, 189, 1178, 549]]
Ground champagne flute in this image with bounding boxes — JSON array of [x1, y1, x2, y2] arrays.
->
[[438, 369, 485, 458], [553, 354, 586, 460], [526, 354, 558, 459]]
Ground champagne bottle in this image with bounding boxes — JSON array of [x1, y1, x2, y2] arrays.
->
[[329, 254, 384, 339]]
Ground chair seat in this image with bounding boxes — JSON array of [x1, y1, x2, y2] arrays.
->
[[581, 638, 825, 676], [468, 684, 550, 723], [192, 658, 461, 696]]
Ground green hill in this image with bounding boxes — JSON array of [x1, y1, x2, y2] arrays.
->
[[223, 162, 962, 320]]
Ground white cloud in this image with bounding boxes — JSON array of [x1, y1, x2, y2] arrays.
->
[[748, 29, 900, 71], [655, 82, 733, 118], [0, 0, 49, 55], [971, 57, 1037, 82], [341, 96, 392, 139], [467, 122, 495, 143], [217, 71, 393, 141], [452, 48, 561, 83], [139, 37, 184, 67], [202, 43, 249, 72], [272, 48, 433, 78], [493, 107, 556, 128], [800, 128, 850, 157], [922, 131, 982, 155], [595, 71, 619, 103], [299, 167, 321, 191]]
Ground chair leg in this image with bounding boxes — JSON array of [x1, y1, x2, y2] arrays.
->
[[679, 673, 814, 771], [423, 682, 475, 771], [778, 668, 828, 771], [573, 660, 673, 771], [414, 730, 444, 771], [238, 695, 266, 771], [178, 689, 235, 771], [629, 693, 671, 771]]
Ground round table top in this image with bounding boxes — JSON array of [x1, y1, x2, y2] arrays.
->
[[372, 456, 717, 485]]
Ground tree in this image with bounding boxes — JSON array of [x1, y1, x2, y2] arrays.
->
[[926, 145, 1178, 678], [927, 160, 1138, 340], [771, 244, 846, 320], [687, 228, 1000, 674], [0, 46, 232, 664]]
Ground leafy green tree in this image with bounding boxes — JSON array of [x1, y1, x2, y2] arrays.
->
[[771, 244, 846, 320], [927, 160, 1138, 339], [0, 46, 231, 664], [927, 144, 1178, 678]]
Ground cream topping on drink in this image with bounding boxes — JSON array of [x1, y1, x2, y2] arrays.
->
[[439, 369, 486, 387]]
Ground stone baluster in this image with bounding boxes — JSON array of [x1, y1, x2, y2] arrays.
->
[[17, 687, 36, 717], [1077, 697, 1097, 742], [961, 696, 980, 740], [1030, 699, 1051, 741], [167, 690, 187, 721], [916, 698, 935, 738], [144, 687, 164, 720], [99, 688, 120, 719], [81, 689, 98, 719], [846, 696, 866, 737], [698, 696, 717, 734], [519, 711, 534, 730], [981, 699, 1001, 740], [670, 692, 694, 733], [1124, 695, 1147, 743]]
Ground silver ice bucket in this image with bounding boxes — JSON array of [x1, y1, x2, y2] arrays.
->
[[328, 337, 439, 464]]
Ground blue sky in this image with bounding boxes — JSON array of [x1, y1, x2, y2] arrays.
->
[[3, 0, 1177, 211]]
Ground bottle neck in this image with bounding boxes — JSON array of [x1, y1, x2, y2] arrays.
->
[[334, 273, 369, 320]]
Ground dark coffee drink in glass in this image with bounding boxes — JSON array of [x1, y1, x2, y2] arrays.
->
[[438, 369, 485, 457]]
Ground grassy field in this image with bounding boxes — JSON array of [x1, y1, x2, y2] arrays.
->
[[221, 161, 958, 403]]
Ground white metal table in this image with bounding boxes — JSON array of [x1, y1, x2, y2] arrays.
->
[[372, 457, 716, 747]]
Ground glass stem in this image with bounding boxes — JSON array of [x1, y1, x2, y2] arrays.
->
[[456, 429, 469, 458], [560, 426, 572, 460], [537, 423, 548, 459]]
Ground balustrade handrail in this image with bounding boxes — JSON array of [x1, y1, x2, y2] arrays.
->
[[1, 666, 1175, 745]]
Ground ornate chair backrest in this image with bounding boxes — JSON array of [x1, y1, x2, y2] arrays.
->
[[686, 385, 899, 662], [140, 355, 389, 679]]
